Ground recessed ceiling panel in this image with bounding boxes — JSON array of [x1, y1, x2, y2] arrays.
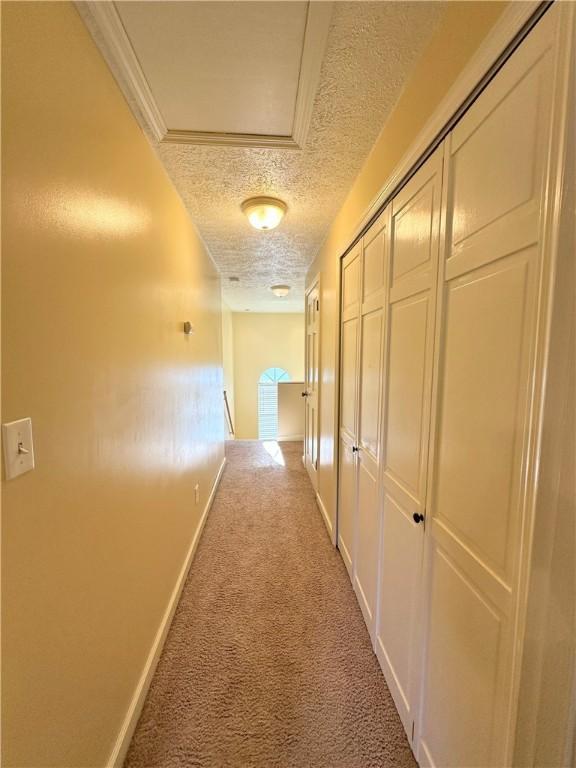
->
[[78, 2, 446, 312], [115, 1, 308, 137]]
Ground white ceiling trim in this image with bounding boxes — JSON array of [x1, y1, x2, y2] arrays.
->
[[76, 0, 166, 141], [77, 1, 333, 150], [291, 2, 333, 151]]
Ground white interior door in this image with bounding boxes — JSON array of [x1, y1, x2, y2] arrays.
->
[[337, 243, 361, 577], [304, 282, 320, 490], [417, 11, 558, 767], [375, 147, 444, 741], [354, 210, 388, 637]]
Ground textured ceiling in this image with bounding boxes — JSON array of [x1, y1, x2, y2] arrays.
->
[[124, 2, 445, 312]]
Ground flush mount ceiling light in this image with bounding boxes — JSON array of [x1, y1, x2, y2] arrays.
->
[[270, 285, 291, 298], [241, 197, 287, 231]]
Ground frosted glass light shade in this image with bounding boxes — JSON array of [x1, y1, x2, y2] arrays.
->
[[270, 285, 291, 297], [241, 197, 287, 230]]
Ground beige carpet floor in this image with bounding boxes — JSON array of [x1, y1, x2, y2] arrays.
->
[[124, 440, 416, 768]]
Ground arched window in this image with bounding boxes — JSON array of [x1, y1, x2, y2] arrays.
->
[[258, 367, 291, 440]]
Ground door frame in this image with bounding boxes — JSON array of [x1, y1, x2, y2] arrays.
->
[[304, 274, 321, 486], [331, 262, 343, 550]]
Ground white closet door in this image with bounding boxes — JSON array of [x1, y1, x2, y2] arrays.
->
[[375, 148, 444, 739], [354, 209, 389, 636], [417, 10, 558, 767], [338, 242, 361, 576], [304, 282, 320, 490]]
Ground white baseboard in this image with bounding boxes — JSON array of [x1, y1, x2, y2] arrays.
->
[[315, 492, 335, 545], [277, 434, 304, 442], [107, 455, 227, 768]]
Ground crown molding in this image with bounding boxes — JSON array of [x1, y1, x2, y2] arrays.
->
[[163, 129, 300, 150], [292, 2, 334, 149], [76, 0, 333, 150], [75, 0, 166, 141]]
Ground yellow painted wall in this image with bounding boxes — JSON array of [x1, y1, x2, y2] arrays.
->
[[232, 313, 304, 439], [221, 301, 236, 436], [1, 3, 224, 766], [306, 0, 509, 533]]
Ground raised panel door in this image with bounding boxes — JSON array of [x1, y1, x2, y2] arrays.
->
[[338, 244, 361, 574], [355, 210, 388, 636], [418, 11, 558, 766], [375, 147, 444, 740], [304, 283, 319, 489]]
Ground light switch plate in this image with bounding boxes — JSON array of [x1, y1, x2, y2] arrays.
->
[[3, 418, 35, 480]]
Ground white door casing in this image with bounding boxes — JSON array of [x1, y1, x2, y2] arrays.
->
[[337, 243, 361, 577], [304, 281, 320, 490]]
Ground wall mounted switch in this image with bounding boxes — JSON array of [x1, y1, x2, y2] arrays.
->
[[3, 418, 35, 480]]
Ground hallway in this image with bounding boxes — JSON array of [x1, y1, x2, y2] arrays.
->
[[125, 441, 415, 768], [3, 3, 574, 766]]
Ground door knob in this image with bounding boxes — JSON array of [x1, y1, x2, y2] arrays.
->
[[352, 445, 359, 453], [413, 513, 424, 524], [301, 391, 308, 397]]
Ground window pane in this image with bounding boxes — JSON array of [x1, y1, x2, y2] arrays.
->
[[258, 383, 278, 439], [257, 368, 291, 438]]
